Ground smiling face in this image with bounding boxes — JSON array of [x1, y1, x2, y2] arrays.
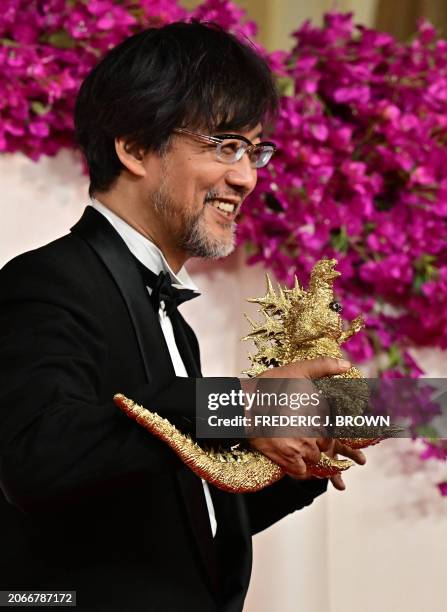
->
[[138, 124, 261, 263]]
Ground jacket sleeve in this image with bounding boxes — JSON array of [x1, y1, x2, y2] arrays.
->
[[243, 477, 328, 535], [0, 252, 239, 511]]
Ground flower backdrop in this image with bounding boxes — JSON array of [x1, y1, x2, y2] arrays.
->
[[1, 1, 447, 480]]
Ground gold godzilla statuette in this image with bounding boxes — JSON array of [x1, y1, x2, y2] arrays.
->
[[114, 258, 378, 492]]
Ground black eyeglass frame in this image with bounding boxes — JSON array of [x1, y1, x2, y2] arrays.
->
[[173, 127, 277, 168]]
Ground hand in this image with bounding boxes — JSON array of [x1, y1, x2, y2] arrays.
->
[[246, 357, 353, 479], [323, 439, 366, 491], [249, 435, 332, 478]]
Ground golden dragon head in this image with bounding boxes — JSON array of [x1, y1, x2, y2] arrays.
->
[[243, 258, 364, 377]]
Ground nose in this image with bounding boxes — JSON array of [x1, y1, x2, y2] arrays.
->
[[224, 154, 257, 195]]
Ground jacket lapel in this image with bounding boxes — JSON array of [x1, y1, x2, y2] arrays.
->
[[70, 206, 175, 388]]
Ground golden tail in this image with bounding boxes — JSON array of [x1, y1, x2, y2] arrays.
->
[[114, 393, 353, 492]]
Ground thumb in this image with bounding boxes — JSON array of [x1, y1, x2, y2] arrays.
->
[[297, 357, 351, 379]]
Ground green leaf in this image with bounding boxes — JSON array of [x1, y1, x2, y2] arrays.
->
[[47, 30, 76, 49], [414, 253, 436, 271], [387, 344, 402, 368], [30, 100, 50, 115], [421, 191, 437, 202], [276, 76, 295, 97], [413, 271, 425, 292], [0, 38, 19, 48], [330, 226, 349, 253], [414, 425, 440, 440], [374, 197, 395, 211], [413, 254, 438, 292]]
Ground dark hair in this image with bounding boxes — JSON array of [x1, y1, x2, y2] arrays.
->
[[74, 21, 279, 196]]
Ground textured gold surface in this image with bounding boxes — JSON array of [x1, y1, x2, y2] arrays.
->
[[243, 258, 365, 377], [311, 453, 354, 478], [113, 258, 378, 491], [114, 393, 283, 492]]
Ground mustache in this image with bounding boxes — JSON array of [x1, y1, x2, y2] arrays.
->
[[204, 189, 247, 203]]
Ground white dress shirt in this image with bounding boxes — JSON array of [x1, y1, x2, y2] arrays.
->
[[90, 199, 217, 537]]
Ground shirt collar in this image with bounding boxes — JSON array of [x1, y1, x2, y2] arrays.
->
[[90, 198, 199, 292]]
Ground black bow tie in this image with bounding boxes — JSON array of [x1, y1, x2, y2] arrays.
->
[[136, 260, 200, 316]]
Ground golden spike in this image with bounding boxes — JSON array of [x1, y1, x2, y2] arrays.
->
[[339, 315, 365, 343], [246, 274, 279, 311], [283, 274, 304, 301], [265, 273, 275, 293], [278, 286, 291, 310], [242, 313, 258, 333], [243, 314, 283, 339]]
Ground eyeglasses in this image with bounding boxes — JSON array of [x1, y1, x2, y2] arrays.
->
[[173, 128, 276, 169]]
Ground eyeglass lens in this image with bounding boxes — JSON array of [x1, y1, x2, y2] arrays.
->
[[216, 139, 274, 168]]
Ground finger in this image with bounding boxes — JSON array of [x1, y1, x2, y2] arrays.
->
[[316, 437, 332, 452], [295, 440, 321, 464], [335, 443, 366, 464], [349, 449, 366, 465], [290, 455, 308, 476], [277, 453, 308, 478], [286, 470, 313, 481], [330, 473, 346, 491], [294, 357, 351, 379]]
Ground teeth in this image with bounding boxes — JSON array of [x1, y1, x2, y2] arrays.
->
[[208, 200, 236, 214]]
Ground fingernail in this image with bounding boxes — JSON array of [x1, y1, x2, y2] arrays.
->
[[337, 359, 351, 370]]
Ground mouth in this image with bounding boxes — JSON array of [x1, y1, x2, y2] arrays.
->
[[205, 197, 241, 222]]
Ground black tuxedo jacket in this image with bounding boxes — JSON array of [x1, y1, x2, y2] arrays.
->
[[0, 207, 327, 611]]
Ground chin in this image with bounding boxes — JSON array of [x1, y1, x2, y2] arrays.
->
[[189, 236, 235, 259], [181, 215, 236, 259], [204, 240, 235, 259]]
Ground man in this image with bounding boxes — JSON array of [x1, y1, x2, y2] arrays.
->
[[0, 22, 364, 611]]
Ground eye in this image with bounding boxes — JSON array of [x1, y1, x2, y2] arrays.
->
[[329, 301, 342, 313], [220, 140, 243, 155]]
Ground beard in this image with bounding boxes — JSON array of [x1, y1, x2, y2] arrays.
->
[[152, 183, 237, 260]]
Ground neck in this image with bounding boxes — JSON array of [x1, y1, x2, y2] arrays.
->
[[93, 190, 188, 274]]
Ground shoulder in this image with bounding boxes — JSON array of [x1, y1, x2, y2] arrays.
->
[[0, 233, 102, 306], [2, 231, 91, 271]]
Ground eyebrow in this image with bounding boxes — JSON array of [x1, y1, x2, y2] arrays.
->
[[214, 129, 264, 143]]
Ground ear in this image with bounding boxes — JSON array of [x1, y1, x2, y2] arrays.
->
[[114, 137, 147, 178]]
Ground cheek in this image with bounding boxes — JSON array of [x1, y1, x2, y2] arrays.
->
[[194, 167, 230, 198], [166, 154, 229, 206]]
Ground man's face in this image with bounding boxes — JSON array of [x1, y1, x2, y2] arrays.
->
[[143, 124, 261, 259]]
